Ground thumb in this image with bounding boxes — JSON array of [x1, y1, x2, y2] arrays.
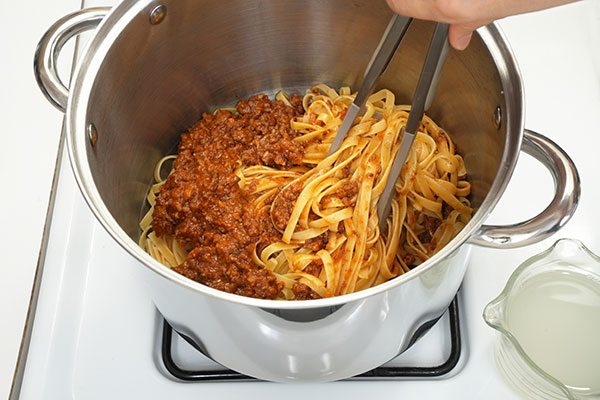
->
[[448, 20, 493, 50], [448, 24, 475, 50]]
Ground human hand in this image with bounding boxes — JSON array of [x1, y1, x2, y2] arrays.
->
[[386, 0, 579, 50]]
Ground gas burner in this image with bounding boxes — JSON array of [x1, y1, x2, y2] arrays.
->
[[161, 298, 461, 382]]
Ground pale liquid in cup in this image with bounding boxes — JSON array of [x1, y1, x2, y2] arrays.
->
[[506, 268, 600, 394]]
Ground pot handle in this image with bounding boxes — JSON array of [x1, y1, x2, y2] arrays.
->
[[468, 129, 580, 248], [34, 7, 110, 112]]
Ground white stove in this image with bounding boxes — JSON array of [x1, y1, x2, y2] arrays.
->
[[8, 0, 600, 398]]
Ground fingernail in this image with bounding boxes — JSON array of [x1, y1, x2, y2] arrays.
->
[[454, 33, 472, 51]]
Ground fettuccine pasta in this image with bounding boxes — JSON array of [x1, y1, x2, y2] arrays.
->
[[140, 85, 472, 299]]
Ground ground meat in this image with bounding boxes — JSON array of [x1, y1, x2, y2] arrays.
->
[[321, 179, 358, 208], [303, 261, 323, 277], [236, 95, 304, 167], [442, 201, 453, 218], [402, 253, 416, 268], [152, 94, 305, 299], [417, 215, 442, 245], [303, 233, 328, 252], [271, 181, 302, 231], [423, 214, 441, 233], [292, 282, 322, 300], [173, 246, 283, 299], [336, 180, 358, 206]]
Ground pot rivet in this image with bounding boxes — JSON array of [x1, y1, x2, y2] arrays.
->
[[87, 123, 98, 146], [149, 5, 167, 25], [493, 106, 502, 130]]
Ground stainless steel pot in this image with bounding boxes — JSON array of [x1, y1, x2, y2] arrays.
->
[[35, 0, 580, 382]]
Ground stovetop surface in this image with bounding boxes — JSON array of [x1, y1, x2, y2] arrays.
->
[[13, 0, 600, 398]]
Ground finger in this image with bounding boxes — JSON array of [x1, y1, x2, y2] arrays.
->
[[448, 20, 491, 50], [385, 0, 442, 21], [448, 24, 474, 50]]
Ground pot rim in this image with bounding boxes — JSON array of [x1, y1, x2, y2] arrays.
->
[[66, 0, 525, 310]]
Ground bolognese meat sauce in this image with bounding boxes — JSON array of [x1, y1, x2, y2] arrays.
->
[[152, 94, 320, 299]]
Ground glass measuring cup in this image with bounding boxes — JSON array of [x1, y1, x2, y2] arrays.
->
[[483, 238, 600, 400]]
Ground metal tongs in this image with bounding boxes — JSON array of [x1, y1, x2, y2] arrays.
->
[[327, 16, 450, 234]]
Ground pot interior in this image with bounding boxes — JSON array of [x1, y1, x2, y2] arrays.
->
[[82, 0, 510, 246]]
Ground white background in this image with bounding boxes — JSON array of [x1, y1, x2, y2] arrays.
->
[[1, 0, 599, 399]]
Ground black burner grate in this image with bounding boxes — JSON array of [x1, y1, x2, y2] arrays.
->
[[161, 297, 461, 381]]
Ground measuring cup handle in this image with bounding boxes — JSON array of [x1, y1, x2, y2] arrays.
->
[[468, 129, 580, 249], [34, 7, 110, 112]]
